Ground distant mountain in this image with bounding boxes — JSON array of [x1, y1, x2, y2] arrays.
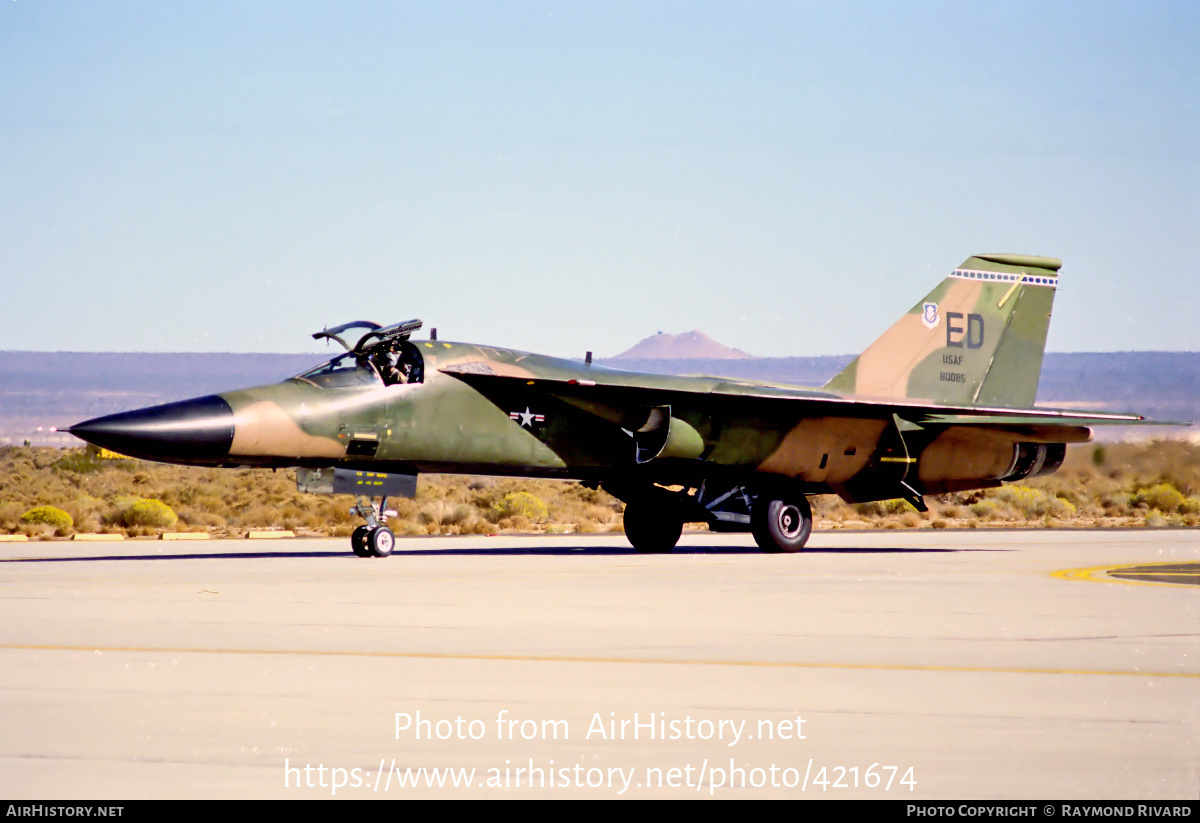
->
[[613, 330, 751, 360]]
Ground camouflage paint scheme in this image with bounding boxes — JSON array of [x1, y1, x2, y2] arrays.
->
[[69, 254, 1150, 553]]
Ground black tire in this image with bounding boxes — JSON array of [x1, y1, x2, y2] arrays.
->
[[351, 525, 372, 557], [750, 493, 812, 553], [623, 498, 682, 554], [367, 526, 395, 558]]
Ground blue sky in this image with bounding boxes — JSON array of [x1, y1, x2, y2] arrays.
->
[[2, 1, 1197, 357]]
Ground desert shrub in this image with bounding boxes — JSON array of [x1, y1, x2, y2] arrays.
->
[[493, 491, 548, 523], [996, 486, 1041, 517], [455, 518, 493, 535], [418, 501, 479, 530], [19, 505, 73, 533], [445, 503, 476, 525], [995, 485, 1076, 519], [583, 504, 616, 525], [0, 501, 25, 530], [53, 452, 104, 474], [853, 498, 913, 517], [174, 505, 225, 529], [560, 484, 606, 505], [1103, 491, 1132, 515], [853, 501, 887, 517], [387, 497, 420, 521], [1056, 497, 1078, 518], [114, 498, 177, 529], [1132, 483, 1185, 514], [232, 504, 281, 528], [967, 500, 996, 518], [59, 496, 105, 532]]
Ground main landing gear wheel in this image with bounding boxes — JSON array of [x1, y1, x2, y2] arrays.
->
[[623, 498, 683, 554], [351, 525, 372, 558], [366, 526, 395, 557], [751, 493, 812, 553]]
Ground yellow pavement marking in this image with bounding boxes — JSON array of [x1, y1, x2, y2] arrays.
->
[[0, 643, 1194, 679], [1053, 561, 1200, 589]]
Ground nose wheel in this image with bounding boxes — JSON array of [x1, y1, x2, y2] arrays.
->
[[350, 496, 396, 557]]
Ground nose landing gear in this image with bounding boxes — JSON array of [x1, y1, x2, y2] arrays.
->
[[350, 495, 396, 557]]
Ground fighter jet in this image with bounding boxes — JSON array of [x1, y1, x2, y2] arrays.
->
[[68, 253, 1149, 557]]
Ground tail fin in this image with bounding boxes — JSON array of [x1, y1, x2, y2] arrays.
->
[[824, 253, 1061, 407]]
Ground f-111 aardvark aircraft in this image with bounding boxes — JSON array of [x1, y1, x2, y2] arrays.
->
[[69, 253, 1149, 557]]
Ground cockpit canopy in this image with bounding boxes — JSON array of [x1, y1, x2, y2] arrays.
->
[[296, 319, 426, 389], [312, 319, 424, 353]]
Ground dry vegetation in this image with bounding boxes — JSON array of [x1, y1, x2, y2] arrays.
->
[[1, 441, 1198, 539]]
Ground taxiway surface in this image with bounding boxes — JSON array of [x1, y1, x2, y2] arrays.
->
[[1, 530, 1196, 798]]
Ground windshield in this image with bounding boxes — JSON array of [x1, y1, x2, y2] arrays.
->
[[294, 351, 383, 389]]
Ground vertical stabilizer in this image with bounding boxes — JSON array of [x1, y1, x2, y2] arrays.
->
[[824, 253, 1061, 407]]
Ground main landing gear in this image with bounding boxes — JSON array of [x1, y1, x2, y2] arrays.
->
[[749, 492, 812, 553], [615, 483, 814, 555], [350, 495, 396, 557], [622, 496, 683, 555]]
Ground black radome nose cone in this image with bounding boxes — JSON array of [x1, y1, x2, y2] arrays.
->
[[68, 395, 235, 464]]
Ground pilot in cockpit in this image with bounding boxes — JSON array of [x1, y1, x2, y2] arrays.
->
[[371, 342, 423, 386]]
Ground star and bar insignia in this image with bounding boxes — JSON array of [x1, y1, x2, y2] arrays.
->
[[509, 407, 545, 428]]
